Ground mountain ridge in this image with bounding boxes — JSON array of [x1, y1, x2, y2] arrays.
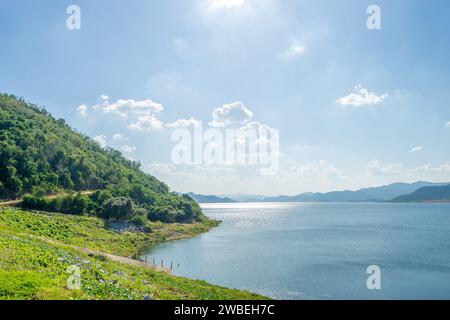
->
[[193, 181, 450, 203], [187, 193, 236, 203], [391, 184, 450, 203]]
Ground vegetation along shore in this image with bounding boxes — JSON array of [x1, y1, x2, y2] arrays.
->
[[0, 94, 266, 300]]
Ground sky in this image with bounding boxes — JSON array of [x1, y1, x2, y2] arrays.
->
[[1, 0, 450, 195]]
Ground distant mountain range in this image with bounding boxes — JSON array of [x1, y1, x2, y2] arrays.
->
[[391, 184, 450, 203], [187, 193, 236, 203], [191, 181, 450, 203]]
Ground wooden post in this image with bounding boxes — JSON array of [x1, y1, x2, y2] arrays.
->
[[153, 258, 155, 266], [161, 259, 163, 268], [170, 261, 173, 271]]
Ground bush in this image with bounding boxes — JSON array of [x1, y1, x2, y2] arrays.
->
[[148, 206, 180, 223], [130, 207, 148, 225], [22, 193, 90, 215], [102, 197, 134, 221]]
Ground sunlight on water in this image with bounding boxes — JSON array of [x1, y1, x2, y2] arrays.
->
[[141, 202, 450, 300], [200, 202, 304, 210]]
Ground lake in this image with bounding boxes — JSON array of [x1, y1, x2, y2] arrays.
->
[[140, 202, 450, 299]]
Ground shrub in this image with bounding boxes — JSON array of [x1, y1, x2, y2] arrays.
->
[[102, 197, 134, 221]]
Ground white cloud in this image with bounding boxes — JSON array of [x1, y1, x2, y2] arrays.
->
[[208, 0, 246, 11], [77, 104, 89, 117], [409, 146, 422, 153], [209, 102, 254, 127], [128, 114, 165, 131], [281, 39, 306, 59], [368, 160, 450, 180], [112, 133, 124, 140], [166, 117, 200, 128], [78, 97, 164, 118], [336, 84, 388, 107], [120, 145, 137, 153], [368, 160, 405, 176], [290, 160, 339, 178], [78, 96, 166, 132], [93, 135, 107, 148], [101, 99, 164, 117], [445, 121, 450, 127], [238, 120, 271, 132]]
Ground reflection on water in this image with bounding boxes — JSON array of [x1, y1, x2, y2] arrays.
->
[[140, 202, 450, 299]]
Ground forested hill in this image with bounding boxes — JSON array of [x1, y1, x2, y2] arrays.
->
[[391, 184, 450, 203], [0, 93, 204, 223]]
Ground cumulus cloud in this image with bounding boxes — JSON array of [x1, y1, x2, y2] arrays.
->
[[112, 133, 124, 140], [209, 102, 254, 127], [409, 146, 422, 153], [290, 160, 338, 178], [239, 121, 271, 132], [166, 117, 200, 128], [368, 160, 405, 176], [128, 114, 165, 131], [77, 104, 89, 117], [120, 145, 137, 153], [93, 135, 107, 148], [336, 84, 388, 107], [78, 95, 167, 132], [101, 99, 164, 117], [368, 160, 450, 180], [78, 96, 164, 118]]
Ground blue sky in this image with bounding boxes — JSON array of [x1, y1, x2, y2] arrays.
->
[[1, 0, 450, 195]]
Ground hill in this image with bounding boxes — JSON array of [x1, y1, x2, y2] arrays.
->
[[0, 94, 203, 224], [223, 182, 449, 203], [358, 181, 449, 201], [187, 193, 236, 203], [391, 184, 450, 203]]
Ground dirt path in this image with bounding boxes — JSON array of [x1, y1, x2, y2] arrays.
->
[[19, 232, 171, 273], [0, 199, 22, 207]]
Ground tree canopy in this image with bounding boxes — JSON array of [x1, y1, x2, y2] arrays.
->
[[0, 93, 204, 223]]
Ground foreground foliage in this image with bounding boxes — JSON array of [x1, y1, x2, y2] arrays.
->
[[0, 231, 264, 300], [0, 207, 265, 300], [0, 208, 218, 257]]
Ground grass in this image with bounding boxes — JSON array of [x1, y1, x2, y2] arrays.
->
[[0, 208, 267, 300], [0, 208, 218, 257]]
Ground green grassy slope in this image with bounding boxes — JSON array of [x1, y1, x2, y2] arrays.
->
[[0, 207, 266, 300], [0, 208, 218, 257]]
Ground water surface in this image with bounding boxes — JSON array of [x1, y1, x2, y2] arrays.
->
[[140, 202, 450, 299]]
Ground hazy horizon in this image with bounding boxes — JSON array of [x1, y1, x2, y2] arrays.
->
[[191, 180, 450, 198]]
